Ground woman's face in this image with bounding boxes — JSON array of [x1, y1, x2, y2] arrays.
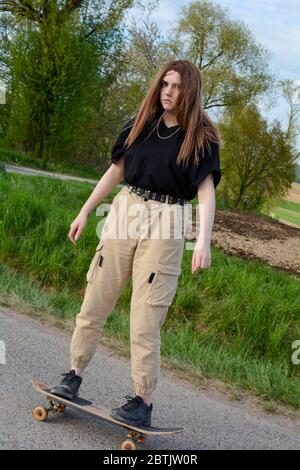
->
[[160, 70, 181, 113]]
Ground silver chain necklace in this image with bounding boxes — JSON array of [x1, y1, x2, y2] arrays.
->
[[156, 114, 181, 139]]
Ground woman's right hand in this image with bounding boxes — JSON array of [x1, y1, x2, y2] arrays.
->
[[68, 212, 88, 245]]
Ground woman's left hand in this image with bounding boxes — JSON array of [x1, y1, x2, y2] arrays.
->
[[192, 242, 211, 273]]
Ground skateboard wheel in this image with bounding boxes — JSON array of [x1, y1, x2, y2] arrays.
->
[[137, 435, 145, 443], [33, 406, 48, 421], [121, 440, 136, 451]]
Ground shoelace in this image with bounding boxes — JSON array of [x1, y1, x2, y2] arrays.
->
[[122, 395, 141, 410]]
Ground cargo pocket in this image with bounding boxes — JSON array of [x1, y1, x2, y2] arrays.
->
[[146, 263, 181, 307], [86, 243, 104, 284]]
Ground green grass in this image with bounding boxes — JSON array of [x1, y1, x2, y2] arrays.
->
[[0, 170, 121, 291], [1, 171, 300, 408], [266, 199, 300, 227], [277, 200, 300, 214], [271, 206, 300, 227]]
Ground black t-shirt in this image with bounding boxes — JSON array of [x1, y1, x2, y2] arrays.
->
[[111, 115, 222, 201]]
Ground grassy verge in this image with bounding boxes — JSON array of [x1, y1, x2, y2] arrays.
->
[[272, 207, 300, 227], [0, 146, 101, 180], [277, 200, 300, 213], [266, 199, 300, 227], [1, 171, 300, 409]]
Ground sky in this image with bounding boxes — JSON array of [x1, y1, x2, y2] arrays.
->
[[124, 0, 300, 150]]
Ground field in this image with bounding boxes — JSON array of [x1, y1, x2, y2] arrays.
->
[[268, 182, 300, 228]]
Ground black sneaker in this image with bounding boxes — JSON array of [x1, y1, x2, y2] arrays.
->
[[110, 395, 153, 427], [50, 370, 82, 400]]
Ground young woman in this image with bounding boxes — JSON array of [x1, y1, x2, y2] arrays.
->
[[51, 60, 222, 427]]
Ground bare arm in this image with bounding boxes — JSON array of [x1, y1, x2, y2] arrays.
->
[[192, 173, 216, 272], [196, 172, 216, 247], [80, 157, 125, 217], [68, 157, 124, 244]]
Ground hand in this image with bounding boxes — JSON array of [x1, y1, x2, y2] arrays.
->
[[68, 212, 88, 245], [192, 242, 211, 273]]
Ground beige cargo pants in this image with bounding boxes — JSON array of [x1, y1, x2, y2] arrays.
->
[[70, 185, 188, 395]]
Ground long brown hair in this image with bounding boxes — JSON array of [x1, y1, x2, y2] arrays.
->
[[123, 60, 222, 168]]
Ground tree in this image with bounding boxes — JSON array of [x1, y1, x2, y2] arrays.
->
[[219, 104, 295, 211], [108, 0, 277, 147], [0, 11, 17, 140], [279, 79, 300, 162], [165, 0, 275, 112], [100, 2, 172, 129], [0, 0, 134, 164]]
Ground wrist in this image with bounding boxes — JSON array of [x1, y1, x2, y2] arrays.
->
[[79, 207, 90, 217], [195, 238, 211, 248]]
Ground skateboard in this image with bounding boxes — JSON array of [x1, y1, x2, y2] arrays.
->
[[32, 379, 184, 450]]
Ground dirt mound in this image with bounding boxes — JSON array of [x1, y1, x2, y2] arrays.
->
[[187, 208, 300, 278]]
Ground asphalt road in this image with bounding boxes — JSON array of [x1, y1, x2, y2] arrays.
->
[[2, 162, 99, 185], [1, 305, 300, 450]]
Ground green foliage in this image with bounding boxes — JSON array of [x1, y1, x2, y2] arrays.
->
[[7, 14, 99, 162], [219, 104, 296, 210], [0, 1, 134, 167], [165, 0, 274, 109]]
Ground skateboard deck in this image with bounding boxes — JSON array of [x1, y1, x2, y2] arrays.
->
[[32, 379, 184, 450]]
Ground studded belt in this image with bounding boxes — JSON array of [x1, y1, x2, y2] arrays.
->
[[126, 184, 187, 206]]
